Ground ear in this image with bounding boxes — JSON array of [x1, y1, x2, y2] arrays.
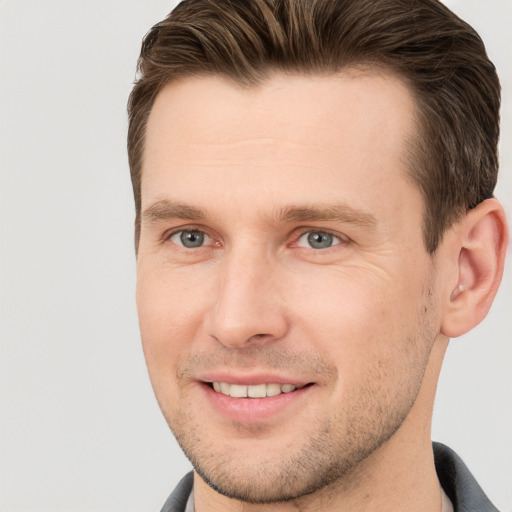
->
[[441, 198, 509, 338]]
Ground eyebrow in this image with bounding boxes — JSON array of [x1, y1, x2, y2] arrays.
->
[[142, 200, 207, 224], [141, 199, 377, 229], [277, 205, 377, 229]]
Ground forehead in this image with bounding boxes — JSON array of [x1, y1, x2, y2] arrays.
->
[[145, 70, 416, 147], [142, 71, 419, 218]]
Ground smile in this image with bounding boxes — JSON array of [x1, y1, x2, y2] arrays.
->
[[201, 379, 315, 422], [211, 382, 304, 398]]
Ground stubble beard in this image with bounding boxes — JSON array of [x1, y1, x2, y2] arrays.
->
[[158, 285, 438, 504], [164, 346, 435, 503], [170, 395, 415, 504]]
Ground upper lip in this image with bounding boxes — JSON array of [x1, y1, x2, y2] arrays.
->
[[197, 372, 312, 387]]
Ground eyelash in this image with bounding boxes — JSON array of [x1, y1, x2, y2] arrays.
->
[[164, 226, 217, 248], [292, 229, 348, 250], [164, 226, 349, 251]]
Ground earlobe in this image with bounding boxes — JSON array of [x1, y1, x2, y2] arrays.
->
[[441, 198, 509, 338]]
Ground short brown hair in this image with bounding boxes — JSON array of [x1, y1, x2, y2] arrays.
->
[[127, 0, 500, 253]]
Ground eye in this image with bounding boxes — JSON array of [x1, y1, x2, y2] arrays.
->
[[296, 231, 342, 249], [169, 229, 212, 248]]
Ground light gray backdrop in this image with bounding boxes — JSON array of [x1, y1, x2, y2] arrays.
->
[[1, 1, 511, 511]]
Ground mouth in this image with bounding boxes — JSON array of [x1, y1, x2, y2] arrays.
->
[[198, 373, 316, 423], [208, 381, 310, 398]]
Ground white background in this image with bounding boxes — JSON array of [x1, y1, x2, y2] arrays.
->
[[0, 1, 510, 511]]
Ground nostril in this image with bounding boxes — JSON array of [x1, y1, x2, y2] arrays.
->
[[248, 333, 270, 341]]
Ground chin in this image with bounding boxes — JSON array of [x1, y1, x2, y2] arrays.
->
[[171, 408, 407, 504]]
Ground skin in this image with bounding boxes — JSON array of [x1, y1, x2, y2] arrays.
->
[[136, 71, 508, 512]]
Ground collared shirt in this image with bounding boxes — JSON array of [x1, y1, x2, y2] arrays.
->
[[184, 488, 194, 512], [442, 487, 454, 512]]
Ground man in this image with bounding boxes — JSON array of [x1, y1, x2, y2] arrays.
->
[[127, 0, 508, 511]]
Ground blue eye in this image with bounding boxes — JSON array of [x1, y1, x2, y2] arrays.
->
[[297, 231, 340, 249], [170, 230, 210, 248]]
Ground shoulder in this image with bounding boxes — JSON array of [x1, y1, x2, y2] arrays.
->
[[434, 442, 500, 512]]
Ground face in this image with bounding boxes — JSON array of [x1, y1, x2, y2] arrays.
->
[[137, 72, 442, 503]]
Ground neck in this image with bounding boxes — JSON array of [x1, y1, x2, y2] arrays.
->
[[194, 337, 449, 512]]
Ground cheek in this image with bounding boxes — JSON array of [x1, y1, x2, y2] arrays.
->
[[292, 267, 429, 378], [294, 271, 391, 338], [136, 268, 211, 385], [137, 260, 212, 330]]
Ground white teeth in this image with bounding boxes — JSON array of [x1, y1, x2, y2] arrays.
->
[[248, 383, 267, 398], [212, 382, 300, 398], [229, 384, 247, 398], [266, 383, 282, 397]]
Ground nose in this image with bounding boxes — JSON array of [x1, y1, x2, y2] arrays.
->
[[203, 249, 289, 348]]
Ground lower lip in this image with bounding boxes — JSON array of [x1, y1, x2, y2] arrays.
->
[[200, 383, 313, 423]]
